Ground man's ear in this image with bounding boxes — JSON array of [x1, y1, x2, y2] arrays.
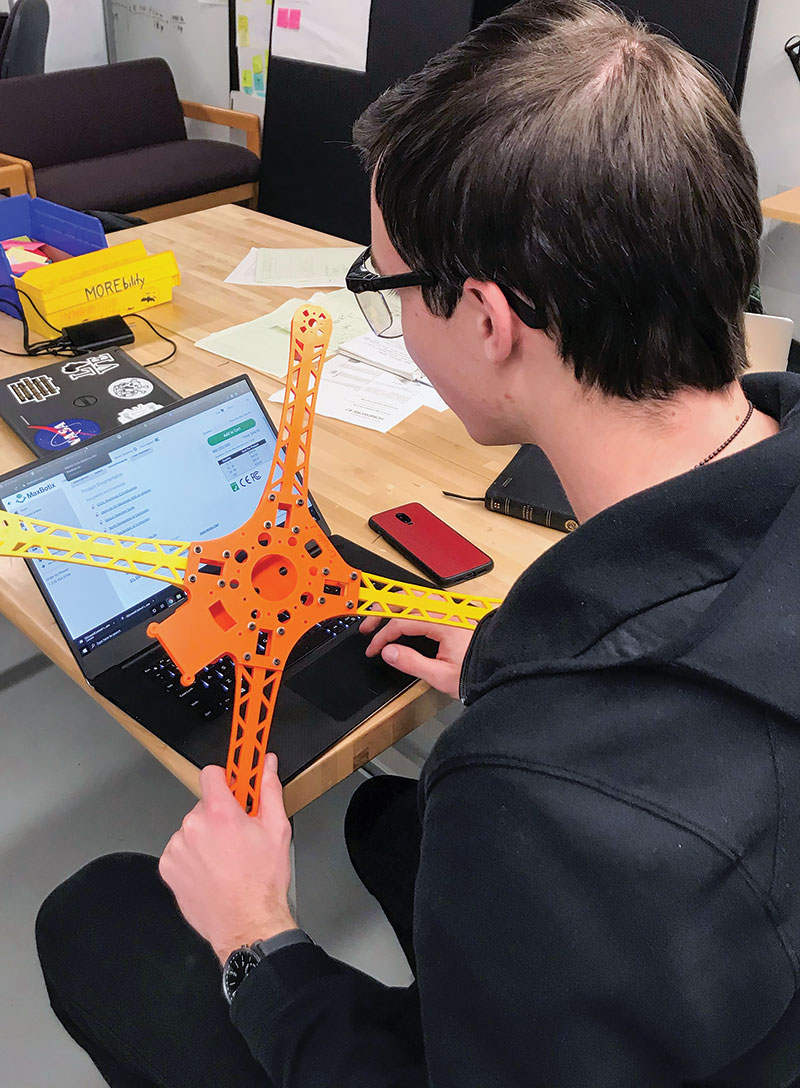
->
[[462, 278, 517, 364]]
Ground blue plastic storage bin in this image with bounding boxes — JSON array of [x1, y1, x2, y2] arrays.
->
[[0, 195, 107, 323]]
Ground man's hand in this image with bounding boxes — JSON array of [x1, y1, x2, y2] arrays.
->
[[361, 616, 474, 700], [159, 758, 296, 965]]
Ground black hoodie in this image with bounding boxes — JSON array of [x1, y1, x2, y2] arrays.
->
[[232, 371, 800, 1087]]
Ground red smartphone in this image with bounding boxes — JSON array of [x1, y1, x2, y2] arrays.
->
[[368, 502, 494, 587]]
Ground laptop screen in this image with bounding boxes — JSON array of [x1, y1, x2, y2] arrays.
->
[[0, 377, 325, 673]]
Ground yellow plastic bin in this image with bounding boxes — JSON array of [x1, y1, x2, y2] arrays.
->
[[17, 240, 180, 339]]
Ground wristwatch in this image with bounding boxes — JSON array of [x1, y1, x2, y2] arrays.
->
[[222, 930, 312, 1004]]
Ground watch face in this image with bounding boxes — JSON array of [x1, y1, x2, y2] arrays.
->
[[223, 947, 260, 1003]]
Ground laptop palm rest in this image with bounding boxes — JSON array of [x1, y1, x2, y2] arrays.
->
[[95, 537, 440, 785]]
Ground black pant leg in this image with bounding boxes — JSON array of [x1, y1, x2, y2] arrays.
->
[[36, 852, 272, 1088], [344, 775, 421, 973]]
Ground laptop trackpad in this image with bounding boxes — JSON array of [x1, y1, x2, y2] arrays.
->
[[286, 632, 436, 721]]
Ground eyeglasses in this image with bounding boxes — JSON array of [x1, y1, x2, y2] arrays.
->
[[345, 246, 547, 338], [345, 247, 435, 338]]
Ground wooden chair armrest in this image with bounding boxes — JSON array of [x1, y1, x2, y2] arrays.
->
[[0, 152, 36, 197], [0, 162, 28, 197], [180, 100, 262, 157]]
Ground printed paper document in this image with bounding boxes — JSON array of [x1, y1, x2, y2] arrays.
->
[[269, 354, 432, 432]]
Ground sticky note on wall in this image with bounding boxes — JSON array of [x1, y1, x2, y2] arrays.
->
[[237, 14, 249, 46], [276, 6, 300, 29], [242, 69, 253, 92]]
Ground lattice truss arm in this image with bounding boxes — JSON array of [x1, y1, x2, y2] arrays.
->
[[229, 662, 280, 815], [0, 304, 505, 814], [356, 573, 501, 629], [0, 509, 188, 585]]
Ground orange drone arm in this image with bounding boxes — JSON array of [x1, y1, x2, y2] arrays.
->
[[147, 305, 363, 812], [0, 304, 503, 815]]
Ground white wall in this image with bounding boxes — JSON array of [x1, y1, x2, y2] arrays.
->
[[44, 0, 109, 70], [741, 0, 800, 328]]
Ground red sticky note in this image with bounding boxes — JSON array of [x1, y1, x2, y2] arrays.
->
[[288, 8, 301, 29], [276, 7, 289, 27]]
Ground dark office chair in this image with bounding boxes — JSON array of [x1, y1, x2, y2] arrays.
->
[[0, 0, 49, 79]]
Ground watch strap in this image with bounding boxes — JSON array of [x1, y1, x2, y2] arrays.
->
[[250, 929, 312, 959], [223, 930, 313, 1005]]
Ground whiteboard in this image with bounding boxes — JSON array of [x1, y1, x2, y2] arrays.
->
[[109, 0, 230, 108], [740, 0, 800, 329], [45, 0, 109, 71]]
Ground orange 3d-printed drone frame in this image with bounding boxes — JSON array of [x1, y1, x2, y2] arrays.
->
[[0, 306, 502, 813]]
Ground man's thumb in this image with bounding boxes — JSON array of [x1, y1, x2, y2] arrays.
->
[[257, 753, 285, 819], [382, 644, 455, 694]]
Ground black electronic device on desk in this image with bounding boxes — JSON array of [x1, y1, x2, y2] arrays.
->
[[0, 348, 178, 457], [0, 374, 436, 785]]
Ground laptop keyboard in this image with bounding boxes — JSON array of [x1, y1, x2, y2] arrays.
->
[[142, 615, 361, 721]]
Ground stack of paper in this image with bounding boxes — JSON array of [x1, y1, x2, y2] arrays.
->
[[2, 235, 50, 276], [269, 355, 435, 433], [339, 332, 447, 413], [339, 332, 424, 382], [195, 290, 368, 379], [225, 247, 363, 288], [198, 277, 449, 430]]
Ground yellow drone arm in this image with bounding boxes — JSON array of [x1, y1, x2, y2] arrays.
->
[[356, 573, 501, 629], [0, 302, 507, 819], [0, 509, 188, 586]]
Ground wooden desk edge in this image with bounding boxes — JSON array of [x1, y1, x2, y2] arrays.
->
[[762, 187, 800, 225], [7, 593, 450, 817], [0, 205, 478, 817]]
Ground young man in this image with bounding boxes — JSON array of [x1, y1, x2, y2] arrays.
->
[[36, 2, 800, 1085]]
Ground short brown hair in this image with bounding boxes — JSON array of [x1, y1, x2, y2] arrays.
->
[[353, 0, 762, 400]]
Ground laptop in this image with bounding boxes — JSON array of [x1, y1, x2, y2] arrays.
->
[[0, 375, 435, 784]]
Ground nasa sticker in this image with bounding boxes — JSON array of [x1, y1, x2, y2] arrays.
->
[[31, 418, 102, 453], [108, 377, 154, 400]]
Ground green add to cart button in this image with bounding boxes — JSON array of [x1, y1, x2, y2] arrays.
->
[[207, 419, 256, 446]]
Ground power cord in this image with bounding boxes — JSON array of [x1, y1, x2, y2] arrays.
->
[[0, 285, 176, 365], [0, 285, 71, 356], [124, 313, 177, 366]]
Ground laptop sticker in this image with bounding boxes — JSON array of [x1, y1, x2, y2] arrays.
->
[[8, 375, 60, 404], [108, 377, 154, 400], [62, 354, 119, 381], [117, 402, 164, 424], [30, 417, 102, 453]]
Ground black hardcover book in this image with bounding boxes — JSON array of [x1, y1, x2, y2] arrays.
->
[[486, 445, 579, 533], [0, 349, 177, 458]]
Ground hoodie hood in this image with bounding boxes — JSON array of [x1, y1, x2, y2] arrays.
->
[[463, 372, 800, 722]]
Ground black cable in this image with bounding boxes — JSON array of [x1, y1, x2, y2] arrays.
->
[[124, 313, 177, 366], [0, 284, 67, 356], [0, 283, 63, 334], [0, 284, 176, 364]]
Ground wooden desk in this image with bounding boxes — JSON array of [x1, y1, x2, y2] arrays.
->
[[762, 187, 800, 226], [0, 205, 558, 815]]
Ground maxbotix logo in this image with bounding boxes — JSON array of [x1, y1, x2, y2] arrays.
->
[[14, 481, 57, 504], [230, 470, 262, 493]]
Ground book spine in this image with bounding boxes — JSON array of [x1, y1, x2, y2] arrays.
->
[[486, 496, 578, 533]]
